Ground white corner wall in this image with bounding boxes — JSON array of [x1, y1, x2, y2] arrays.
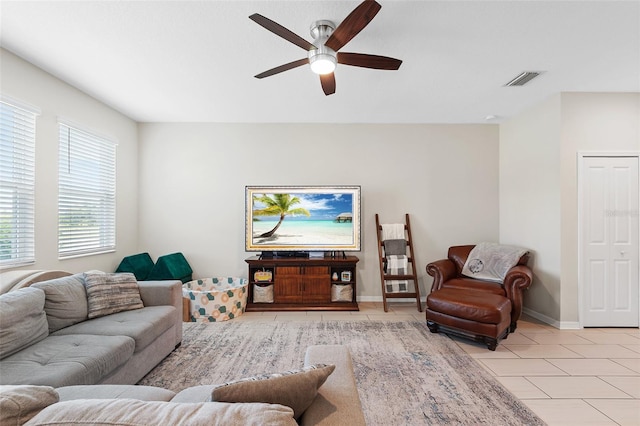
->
[[559, 92, 640, 325], [0, 48, 139, 273], [500, 92, 640, 327], [137, 123, 499, 300], [500, 95, 563, 323]]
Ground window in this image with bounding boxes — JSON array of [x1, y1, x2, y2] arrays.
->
[[0, 98, 38, 267], [58, 122, 116, 258]]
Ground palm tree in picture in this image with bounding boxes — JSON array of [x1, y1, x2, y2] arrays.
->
[[253, 193, 310, 238]]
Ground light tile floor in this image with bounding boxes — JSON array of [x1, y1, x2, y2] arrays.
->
[[236, 302, 640, 426]]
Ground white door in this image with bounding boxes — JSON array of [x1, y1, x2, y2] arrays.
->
[[581, 156, 639, 327]]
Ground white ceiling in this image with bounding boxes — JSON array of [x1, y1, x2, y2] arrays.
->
[[1, 1, 638, 123]]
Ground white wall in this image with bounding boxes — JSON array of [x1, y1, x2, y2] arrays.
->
[[500, 95, 562, 323], [0, 48, 139, 273], [559, 92, 640, 325], [501, 92, 640, 327], [137, 123, 499, 299]]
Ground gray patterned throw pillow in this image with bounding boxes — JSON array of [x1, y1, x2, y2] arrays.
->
[[84, 272, 144, 319]]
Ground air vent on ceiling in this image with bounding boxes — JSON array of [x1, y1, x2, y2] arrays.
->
[[504, 71, 542, 87]]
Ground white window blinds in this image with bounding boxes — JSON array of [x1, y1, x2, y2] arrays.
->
[[58, 122, 116, 258], [0, 99, 37, 267]]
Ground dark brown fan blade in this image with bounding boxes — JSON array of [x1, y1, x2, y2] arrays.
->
[[320, 73, 336, 95], [249, 14, 316, 51], [255, 58, 309, 79], [337, 52, 402, 70], [325, 0, 381, 52]]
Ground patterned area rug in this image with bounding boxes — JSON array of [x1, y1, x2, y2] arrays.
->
[[139, 320, 544, 425]]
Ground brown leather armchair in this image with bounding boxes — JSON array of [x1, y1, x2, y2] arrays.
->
[[426, 245, 533, 332]]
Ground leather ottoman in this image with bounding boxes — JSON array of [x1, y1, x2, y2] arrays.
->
[[426, 288, 511, 350]]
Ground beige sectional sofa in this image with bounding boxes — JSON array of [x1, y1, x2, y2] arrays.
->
[[1, 345, 366, 426], [0, 272, 183, 387], [0, 270, 365, 424]]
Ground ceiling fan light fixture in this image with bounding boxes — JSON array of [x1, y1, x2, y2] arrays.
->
[[309, 53, 337, 74], [308, 43, 337, 75]]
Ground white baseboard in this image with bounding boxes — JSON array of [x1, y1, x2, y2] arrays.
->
[[522, 307, 581, 330], [558, 321, 581, 330]]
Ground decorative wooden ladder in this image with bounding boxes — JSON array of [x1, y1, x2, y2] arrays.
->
[[375, 213, 422, 312]]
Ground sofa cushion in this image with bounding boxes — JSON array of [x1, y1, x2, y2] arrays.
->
[[301, 345, 366, 426], [170, 385, 217, 403], [211, 364, 335, 419], [57, 385, 175, 402], [0, 334, 135, 387], [31, 273, 88, 333], [52, 306, 175, 353], [0, 385, 59, 425], [24, 399, 297, 426], [0, 287, 49, 360], [84, 272, 144, 319], [441, 277, 506, 295]]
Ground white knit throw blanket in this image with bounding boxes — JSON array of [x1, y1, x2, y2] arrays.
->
[[462, 242, 528, 283], [381, 223, 405, 241]]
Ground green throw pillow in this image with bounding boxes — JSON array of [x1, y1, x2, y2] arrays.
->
[[115, 252, 155, 281]]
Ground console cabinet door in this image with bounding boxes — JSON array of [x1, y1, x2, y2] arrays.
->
[[274, 267, 302, 303], [302, 266, 331, 303]]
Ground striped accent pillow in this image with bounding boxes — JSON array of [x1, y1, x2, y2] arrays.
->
[[84, 272, 144, 319]]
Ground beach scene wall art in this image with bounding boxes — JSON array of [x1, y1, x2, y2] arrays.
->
[[245, 186, 361, 252]]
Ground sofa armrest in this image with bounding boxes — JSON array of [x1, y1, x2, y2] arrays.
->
[[138, 280, 183, 346], [301, 345, 365, 426], [1, 270, 71, 294], [503, 265, 533, 331], [138, 280, 181, 307], [425, 259, 457, 292]]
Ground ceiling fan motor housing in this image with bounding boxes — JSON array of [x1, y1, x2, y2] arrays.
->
[[309, 20, 337, 74], [310, 20, 335, 40]]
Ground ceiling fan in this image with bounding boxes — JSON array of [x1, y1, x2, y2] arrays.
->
[[249, 0, 402, 96]]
